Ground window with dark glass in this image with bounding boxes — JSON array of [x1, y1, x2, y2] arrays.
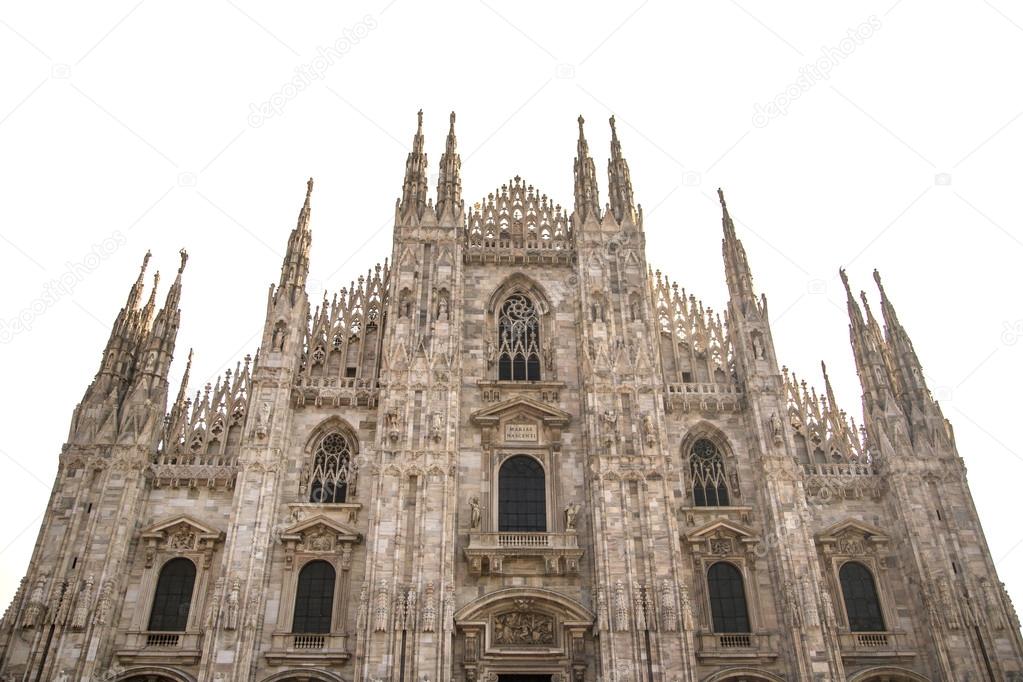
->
[[498, 455, 546, 532], [839, 561, 885, 632], [497, 294, 541, 381], [707, 561, 750, 633], [147, 558, 196, 632], [690, 438, 730, 506], [309, 432, 353, 503], [292, 560, 336, 633]]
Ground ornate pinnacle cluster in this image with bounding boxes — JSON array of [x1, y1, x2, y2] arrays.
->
[[399, 110, 430, 221], [607, 116, 636, 224], [435, 111, 462, 219], [573, 115, 601, 223], [718, 189, 764, 320], [277, 178, 314, 306]]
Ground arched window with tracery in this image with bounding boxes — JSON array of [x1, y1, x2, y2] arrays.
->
[[707, 561, 750, 633], [292, 560, 336, 633], [690, 438, 730, 506], [148, 557, 196, 632], [498, 455, 546, 532], [497, 294, 541, 381], [839, 561, 885, 632], [309, 431, 354, 503]]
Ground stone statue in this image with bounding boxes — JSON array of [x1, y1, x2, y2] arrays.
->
[[752, 333, 765, 359], [564, 502, 580, 531], [469, 496, 482, 529], [430, 412, 444, 442], [71, 574, 94, 630], [272, 324, 286, 352], [770, 412, 783, 445], [642, 413, 656, 447], [437, 295, 449, 321], [255, 401, 271, 439], [225, 579, 240, 630]]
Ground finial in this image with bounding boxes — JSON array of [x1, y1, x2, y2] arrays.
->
[[609, 115, 617, 136], [839, 268, 852, 296], [717, 187, 727, 208], [177, 249, 189, 274], [578, 115, 585, 132], [142, 250, 152, 270], [417, 109, 423, 131], [306, 177, 314, 198], [449, 111, 456, 128]]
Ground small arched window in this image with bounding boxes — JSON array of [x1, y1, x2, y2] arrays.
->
[[498, 455, 546, 532], [839, 562, 885, 632], [690, 438, 730, 506], [148, 558, 196, 632], [310, 431, 354, 503], [292, 560, 336, 633], [707, 561, 750, 633], [498, 294, 541, 381]]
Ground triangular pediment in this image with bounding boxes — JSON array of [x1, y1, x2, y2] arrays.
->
[[470, 395, 571, 426], [141, 514, 220, 540], [816, 518, 889, 544], [280, 514, 361, 543], [686, 519, 757, 542]]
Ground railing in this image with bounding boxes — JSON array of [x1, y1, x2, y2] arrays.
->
[[265, 633, 351, 664], [804, 463, 875, 477], [838, 631, 910, 655], [467, 532, 580, 550], [696, 631, 776, 659], [666, 382, 742, 396], [145, 632, 180, 647]]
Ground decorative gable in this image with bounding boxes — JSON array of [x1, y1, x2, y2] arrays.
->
[[816, 519, 889, 555], [278, 514, 362, 571], [140, 515, 223, 567], [685, 519, 759, 557]]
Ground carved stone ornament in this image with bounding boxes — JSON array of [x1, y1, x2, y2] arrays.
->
[[493, 610, 555, 646]]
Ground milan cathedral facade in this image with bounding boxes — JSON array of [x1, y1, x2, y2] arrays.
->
[[2, 112, 1022, 682]]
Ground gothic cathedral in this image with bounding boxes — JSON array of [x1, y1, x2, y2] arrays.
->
[[2, 112, 1021, 682]]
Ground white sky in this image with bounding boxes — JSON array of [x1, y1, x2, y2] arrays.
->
[[1, 0, 1021, 616]]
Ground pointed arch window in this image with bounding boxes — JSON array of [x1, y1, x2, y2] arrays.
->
[[498, 294, 541, 381], [839, 561, 885, 632], [309, 431, 354, 503], [498, 455, 546, 532], [292, 560, 336, 634], [147, 558, 196, 632], [707, 561, 750, 633], [690, 438, 730, 506]]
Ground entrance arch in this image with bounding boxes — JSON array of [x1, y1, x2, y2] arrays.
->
[[259, 670, 348, 682], [703, 668, 786, 682], [116, 667, 195, 682], [847, 667, 931, 682]]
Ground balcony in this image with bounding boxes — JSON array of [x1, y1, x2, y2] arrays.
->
[[115, 631, 203, 665], [664, 382, 743, 414], [265, 632, 351, 665], [695, 632, 778, 663], [838, 631, 915, 660], [464, 531, 584, 576]]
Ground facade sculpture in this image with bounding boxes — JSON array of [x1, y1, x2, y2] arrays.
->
[[1, 111, 1021, 681]]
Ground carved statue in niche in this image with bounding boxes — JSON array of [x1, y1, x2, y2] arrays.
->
[[255, 401, 271, 439], [642, 413, 656, 447], [356, 584, 368, 630], [469, 496, 482, 529], [564, 502, 580, 531], [596, 588, 609, 631], [493, 611, 554, 645], [422, 582, 436, 632], [385, 404, 402, 443], [614, 579, 629, 631], [601, 410, 618, 446], [770, 412, 783, 445], [751, 332, 765, 359], [272, 322, 287, 352], [436, 294, 449, 321], [430, 412, 444, 442], [224, 578, 240, 630], [71, 574, 93, 630]]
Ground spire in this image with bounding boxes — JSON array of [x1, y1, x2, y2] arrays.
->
[[399, 109, 429, 221], [277, 178, 314, 306], [435, 111, 462, 219], [607, 115, 636, 224], [841, 268, 897, 411], [873, 269, 936, 412], [719, 189, 760, 317], [573, 115, 600, 223], [125, 250, 151, 312]]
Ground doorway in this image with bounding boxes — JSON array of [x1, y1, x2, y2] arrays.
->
[[497, 676, 553, 682]]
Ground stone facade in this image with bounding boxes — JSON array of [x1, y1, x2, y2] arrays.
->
[[1, 111, 1022, 682]]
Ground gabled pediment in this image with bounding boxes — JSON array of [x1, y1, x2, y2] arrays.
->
[[686, 518, 757, 542], [470, 395, 571, 426], [816, 518, 889, 546], [280, 513, 361, 544], [141, 515, 221, 542]]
